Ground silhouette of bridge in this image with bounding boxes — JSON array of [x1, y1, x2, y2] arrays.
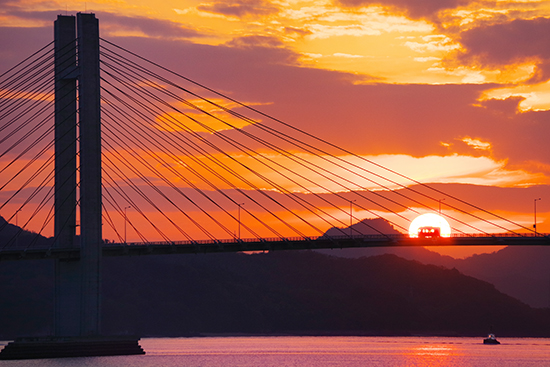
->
[[0, 233, 548, 262], [0, 13, 548, 359]]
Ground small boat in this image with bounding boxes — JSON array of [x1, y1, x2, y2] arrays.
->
[[483, 333, 500, 344]]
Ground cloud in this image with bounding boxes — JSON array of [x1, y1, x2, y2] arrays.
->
[[284, 26, 312, 37], [280, 4, 434, 34], [2, 17, 550, 186], [99, 13, 203, 39], [333, 53, 364, 58], [458, 17, 550, 83], [0, 8, 79, 29], [2, 13, 550, 241], [306, 23, 381, 38], [0, 26, 52, 67], [128, 35, 548, 179], [405, 35, 459, 53], [414, 56, 439, 62], [225, 35, 286, 49], [461, 137, 491, 151], [196, 0, 279, 18], [335, 0, 473, 19], [481, 82, 550, 112], [0, 10, 203, 40]]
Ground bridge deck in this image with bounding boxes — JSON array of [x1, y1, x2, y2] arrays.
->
[[1, 234, 549, 261]]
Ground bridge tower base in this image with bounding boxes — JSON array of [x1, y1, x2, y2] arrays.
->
[[0, 337, 144, 360]]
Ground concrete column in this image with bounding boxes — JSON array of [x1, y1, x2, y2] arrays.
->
[[54, 15, 80, 337], [54, 259, 81, 336], [77, 12, 102, 336]]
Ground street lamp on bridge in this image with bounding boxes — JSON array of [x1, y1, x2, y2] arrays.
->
[[534, 198, 541, 236], [350, 200, 356, 237], [15, 208, 21, 248], [238, 203, 244, 240], [124, 206, 131, 243]]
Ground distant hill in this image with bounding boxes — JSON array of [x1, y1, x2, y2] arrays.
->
[[323, 217, 402, 238], [1, 250, 549, 338], [319, 218, 550, 308], [101, 252, 550, 337], [319, 218, 456, 266], [453, 246, 550, 308], [0, 216, 53, 249]]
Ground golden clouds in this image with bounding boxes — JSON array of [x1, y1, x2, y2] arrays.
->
[[196, 0, 279, 18], [167, 1, 445, 81], [481, 80, 550, 111], [153, 98, 257, 133], [3, 0, 549, 87], [103, 146, 545, 193], [4, 0, 542, 87], [0, 89, 54, 103], [461, 137, 491, 151], [169, 0, 543, 86], [154, 110, 251, 133], [404, 35, 458, 53]]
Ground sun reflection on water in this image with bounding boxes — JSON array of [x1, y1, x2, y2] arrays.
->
[[404, 344, 462, 366]]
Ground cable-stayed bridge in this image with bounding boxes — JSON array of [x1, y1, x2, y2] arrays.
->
[[0, 13, 548, 359], [2, 19, 546, 254]]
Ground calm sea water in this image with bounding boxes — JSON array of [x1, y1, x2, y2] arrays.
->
[[1, 336, 550, 366]]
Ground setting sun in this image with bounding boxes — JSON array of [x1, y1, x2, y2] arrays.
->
[[408, 213, 451, 238]]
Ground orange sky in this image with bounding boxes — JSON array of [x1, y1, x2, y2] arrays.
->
[[1, 0, 549, 258]]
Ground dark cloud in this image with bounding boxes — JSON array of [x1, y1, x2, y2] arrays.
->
[[4, 9, 60, 22], [0, 0, 21, 12], [0, 10, 202, 41], [197, 0, 279, 18], [284, 27, 312, 37], [335, 0, 472, 19], [458, 17, 550, 82], [478, 96, 524, 116], [0, 26, 52, 67], [405, 183, 550, 216], [99, 13, 202, 39], [225, 35, 286, 49]]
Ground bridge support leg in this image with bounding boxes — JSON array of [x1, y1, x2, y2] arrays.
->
[[77, 12, 103, 337], [53, 14, 80, 338]]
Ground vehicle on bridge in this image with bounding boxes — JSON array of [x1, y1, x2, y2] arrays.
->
[[418, 226, 441, 238]]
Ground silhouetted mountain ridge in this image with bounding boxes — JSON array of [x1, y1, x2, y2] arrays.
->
[[1, 250, 549, 338], [319, 218, 550, 307], [0, 216, 53, 249], [319, 218, 457, 267]]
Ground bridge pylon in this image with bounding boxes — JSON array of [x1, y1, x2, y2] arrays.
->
[[0, 13, 144, 359]]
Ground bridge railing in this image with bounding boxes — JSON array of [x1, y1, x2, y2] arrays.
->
[[107, 232, 549, 247], [4, 232, 547, 251], [1, 232, 549, 261]]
